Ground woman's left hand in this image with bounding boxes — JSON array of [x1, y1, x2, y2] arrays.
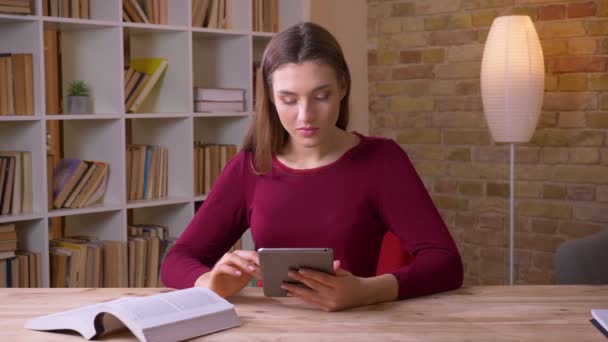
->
[[281, 260, 370, 312]]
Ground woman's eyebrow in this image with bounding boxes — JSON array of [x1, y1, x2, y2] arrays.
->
[[276, 84, 332, 95]]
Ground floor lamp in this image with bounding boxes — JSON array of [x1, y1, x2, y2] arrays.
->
[[480, 16, 545, 285]]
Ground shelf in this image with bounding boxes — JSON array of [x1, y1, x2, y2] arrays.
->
[[45, 114, 123, 120], [0, 213, 44, 224], [192, 33, 252, 111], [194, 195, 208, 202], [123, 22, 188, 33], [0, 14, 39, 23], [126, 197, 192, 209], [126, 28, 190, 113], [0, 115, 40, 121], [0, 19, 44, 115], [0, 0, 306, 288], [47, 203, 123, 218], [194, 115, 252, 147], [130, 202, 193, 237], [193, 111, 252, 118], [42, 16, 119, 30], [252, 31, 275, 38], [191, 27, 250, 37], [126, 113, 190, 119]]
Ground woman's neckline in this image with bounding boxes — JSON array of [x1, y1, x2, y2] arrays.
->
[[272, 131, 365, 175]]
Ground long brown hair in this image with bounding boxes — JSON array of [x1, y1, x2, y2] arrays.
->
[[242, 22, 351, 174]]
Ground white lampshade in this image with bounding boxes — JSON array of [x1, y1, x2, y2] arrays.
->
[[480, 16, 545, 143]]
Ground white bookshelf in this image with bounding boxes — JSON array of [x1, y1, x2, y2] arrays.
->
[[0, 0, 308, 287]]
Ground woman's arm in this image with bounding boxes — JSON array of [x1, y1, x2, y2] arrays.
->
[[160, 152, 251, 289], [377, 140, 463, 300]]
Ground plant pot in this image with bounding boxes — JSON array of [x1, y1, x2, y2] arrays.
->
[[66, 96, 89, 114]]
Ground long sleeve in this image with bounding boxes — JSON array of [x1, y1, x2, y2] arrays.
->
[[377, 141, 463, 300], [160, 152, 250, 289]]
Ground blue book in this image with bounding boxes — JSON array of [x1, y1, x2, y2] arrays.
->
[[142, 146, 151, 199]]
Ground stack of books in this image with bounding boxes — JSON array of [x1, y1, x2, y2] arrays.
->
[[42, 0, 90, 19], [127, 224, 175, 287], [252, 0, 278, 32], [50, 236, 108, 288], [192, 0, 233, 29], [0, 224, 42, 288], [123, 0, 167, 24], [194, 143, 237, 195], [52, 159, 109, 209], [0, 53, 34, 116], [193, 87, 245, 113], [0, 151, 33, 216], [124, 58, 168, 113], [0, 0, 33, 15], [48, 231, 176, 288], [126, 145, 168, 201]]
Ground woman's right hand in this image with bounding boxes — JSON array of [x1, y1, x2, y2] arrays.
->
[[194, 250, 261, 298]]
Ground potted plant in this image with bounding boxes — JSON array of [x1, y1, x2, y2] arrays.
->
[[66, 80, 90, 114]]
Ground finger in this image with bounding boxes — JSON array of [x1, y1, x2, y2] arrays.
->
[[216, 263, 245, 277], [285, 290, 330, 312], [223, 253, 262, 277], [232, 250, 262, 276], [333, 260, 341, 273], [297, 268, 335, 287], [233, 250, 260, 266], [281, 284, 330, 311], [287, 270, 331, 293]]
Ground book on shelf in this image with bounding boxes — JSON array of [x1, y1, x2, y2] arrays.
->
[[194, 143, 237, 195], [52, 158, 109, 209], [252, 0, 278, 32], [192, 0, 233, 29], [193, 87, 244, 102], [50, 236, 114, 288], [42, 0, 90, 19], [50, 236, 106, 288], [127, 224, 175, 287], [194, 101, 244, 112], [0, 0, 33, 15], [122, 0, 167, 25], [0, 53, 34, 116], [127, 58, 169, 113], [0, 224, 43, 288], [25, 287, 241, 342], [0, 151, 32, 216], [126, 145, 167, 201]]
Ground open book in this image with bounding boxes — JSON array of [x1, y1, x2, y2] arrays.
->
[[24, 287, 240, 342], [591, 309, 608, 337]]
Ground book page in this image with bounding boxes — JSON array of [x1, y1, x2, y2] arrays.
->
[[24, 303, 102, 339], [105, 288, 233, 329]]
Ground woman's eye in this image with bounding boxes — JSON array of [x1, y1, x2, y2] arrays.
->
[[315, 93, 330, 101], [280, 97, 296, 105]]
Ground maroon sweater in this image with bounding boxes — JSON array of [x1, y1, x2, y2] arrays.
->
[[161, 133, 463, 299]]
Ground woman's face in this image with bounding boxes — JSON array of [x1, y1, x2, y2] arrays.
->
[[270, 61, 346, 149]]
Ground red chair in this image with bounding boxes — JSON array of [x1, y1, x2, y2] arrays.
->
[[257, 231, 413, 287], [376, 231, 414, 275]]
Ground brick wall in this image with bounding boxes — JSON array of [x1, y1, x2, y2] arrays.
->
[[368, 0, 608, 285]]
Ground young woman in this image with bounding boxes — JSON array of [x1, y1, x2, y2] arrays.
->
[[161, 22, 463, 312]]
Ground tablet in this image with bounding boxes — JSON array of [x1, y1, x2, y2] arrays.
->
[[258, 248, 334, 297]]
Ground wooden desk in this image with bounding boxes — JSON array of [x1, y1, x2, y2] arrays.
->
[[0, 286, 606, 341]]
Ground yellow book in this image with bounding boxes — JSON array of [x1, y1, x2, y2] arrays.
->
[[128, 57, 168, 113]]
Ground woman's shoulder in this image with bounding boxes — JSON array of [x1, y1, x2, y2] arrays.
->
[[221, 149, 254, 176], [357, 133, 405, 157]]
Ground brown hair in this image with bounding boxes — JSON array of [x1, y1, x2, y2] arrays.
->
[[242, 22, 351, 174]]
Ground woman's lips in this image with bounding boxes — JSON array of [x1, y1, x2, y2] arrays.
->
[[297, 127, 318, 137]]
